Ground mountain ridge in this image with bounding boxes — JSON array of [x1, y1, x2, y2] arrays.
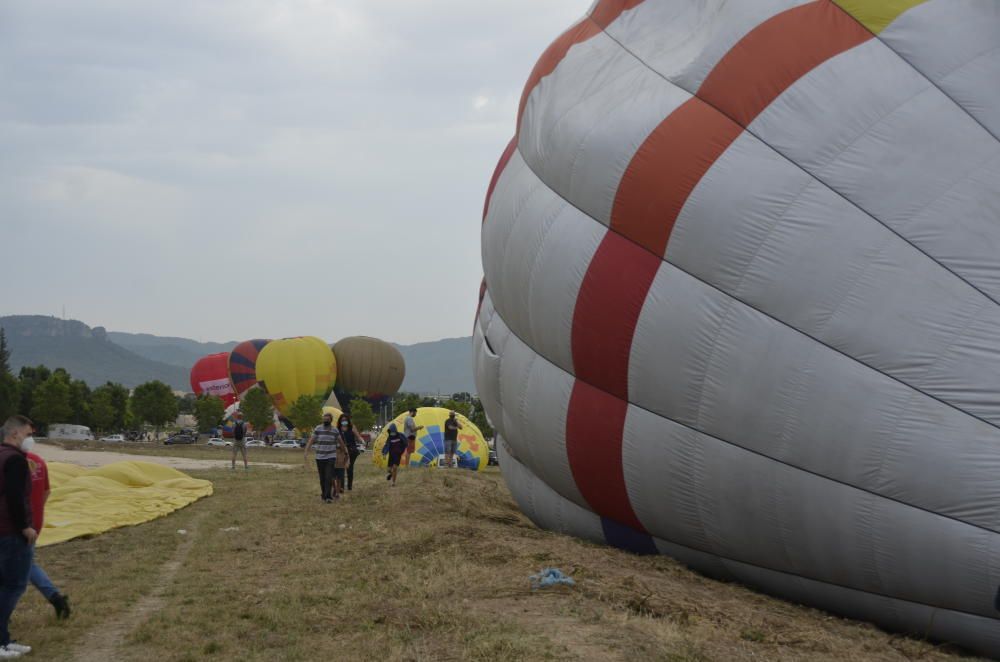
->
[[0, 315, 474, 394]]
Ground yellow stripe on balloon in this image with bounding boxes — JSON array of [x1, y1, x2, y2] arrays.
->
[[833, 0, 929, 34]]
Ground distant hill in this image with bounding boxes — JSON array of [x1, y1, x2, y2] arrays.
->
[[1, 315, 475, 394], [397, 337, 473, 395], [107, 331, 237, 369], [1, 316, 189, 390]]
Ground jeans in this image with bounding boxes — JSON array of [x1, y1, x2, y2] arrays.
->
[[346, 449, 360, 489], [29, 562, 57, 600], [0, 535, 32, 646], [315, 459, 335, 500]]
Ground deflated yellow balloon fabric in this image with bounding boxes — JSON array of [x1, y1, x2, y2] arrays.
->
[[256, 336, 337, 415], [38, 461, 213, 547], [373, 407, 489, 471]]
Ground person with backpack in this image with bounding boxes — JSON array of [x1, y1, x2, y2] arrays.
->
[[231, 411, 252, 471], [381, 423, 407, 487]]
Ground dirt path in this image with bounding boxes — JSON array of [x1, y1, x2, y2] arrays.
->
[[71, 512, 205, 662], [36, 443, 292, 471]]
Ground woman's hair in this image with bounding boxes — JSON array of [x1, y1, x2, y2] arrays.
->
[[337, 413, 351, 426]]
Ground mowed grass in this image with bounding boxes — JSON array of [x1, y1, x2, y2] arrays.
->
[[17, 455, 986, 661]]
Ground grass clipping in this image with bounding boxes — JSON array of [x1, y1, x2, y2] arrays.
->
[[19, 455, 985, 661]]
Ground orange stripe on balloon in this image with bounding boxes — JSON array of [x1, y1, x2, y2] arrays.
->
[[567, 0, 874, 534]]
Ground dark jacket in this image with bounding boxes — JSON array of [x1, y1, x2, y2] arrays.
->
[[0, 444, 32, 537]]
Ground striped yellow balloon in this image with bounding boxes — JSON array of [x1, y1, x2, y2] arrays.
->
[[255, 336, 337, 415], [372, 407, 488, 471]]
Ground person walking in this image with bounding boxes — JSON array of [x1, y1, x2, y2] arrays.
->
[[231, 411, 251, 471], [381, 423, 407, 487], [24, 450, 70, 620], [0, 415, 38, 659], [443, 411, 463, 468], [337, 414, 362, 491], [332, 430, 350, 500], [402, 408, 423, 468], [304, 412, 346, 503]]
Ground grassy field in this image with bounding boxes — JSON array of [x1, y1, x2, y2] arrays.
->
[[18, 451, 984, 661]]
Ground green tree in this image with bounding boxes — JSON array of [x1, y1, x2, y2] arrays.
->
[[470, 397, 494, 440], [131, 381, 179, 438], [348, 398, 376, 433], [68, 378, 91, 426], [176, 394, 196, 415], [393, 392, 422, 416], [193, 395, 226, 433], [0, 329, 19, 421], [441, 398, 473, 418], [18, 365, 51, 420], [31, 373, 72, 431], [241, 387, 274, 437], [89, 388, 117, 435], [287, 394, 324, 438]]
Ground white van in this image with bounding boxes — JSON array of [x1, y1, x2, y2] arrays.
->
[[48, 424, 94, 441]]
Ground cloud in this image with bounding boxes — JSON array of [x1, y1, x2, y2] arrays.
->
[[0, 0, 588, 344]]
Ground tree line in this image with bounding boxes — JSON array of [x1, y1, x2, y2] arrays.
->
[[0, 328, 495, 440], [0, 328, 182, 436]]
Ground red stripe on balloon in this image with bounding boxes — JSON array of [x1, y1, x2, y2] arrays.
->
[[571, 232, 660, 400], [517, 0, 645, 133], [482, 136, 517, 222], [566, 379, 645, 531], [566, 0, 873, 532], [611, 99, 742, 256], [698, 1, 872, 127]]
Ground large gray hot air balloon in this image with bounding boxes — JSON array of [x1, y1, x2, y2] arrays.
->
[[330, 336, 405, 398], [474, 0, 1000, 656]]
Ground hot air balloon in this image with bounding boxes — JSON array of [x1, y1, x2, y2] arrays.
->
[[255, 336, 337, 415], [330, 336, 406, 399], [228, 339, 270, 396], [189, 353, 236, 407], [476, 0, 1000, 656], [372, 407, 488, 471]]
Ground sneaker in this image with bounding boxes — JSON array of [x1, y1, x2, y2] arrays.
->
[[0, 646, 21, 659], [323, 498, 333, 503], [5, 643, 29, 654], [50, 593, 71, 619], [386, 472, 392, 481]]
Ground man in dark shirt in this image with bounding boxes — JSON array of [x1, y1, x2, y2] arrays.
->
[[443, 411, 463, 468], [230, 411, 251, 471], [0, 415, 37, 658]]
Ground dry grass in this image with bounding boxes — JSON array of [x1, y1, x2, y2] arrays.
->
[[16, 456, 987, 661]]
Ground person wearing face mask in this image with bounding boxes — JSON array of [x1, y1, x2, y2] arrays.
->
[[337, 414, 362, 492], [0, 415, 37, 659], [304, 412, 347, 503]]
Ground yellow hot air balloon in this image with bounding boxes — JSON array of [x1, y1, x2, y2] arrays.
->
[[331, 336, 406, 397], [255, 336, 337, 415], [372, 407, 488, 471]]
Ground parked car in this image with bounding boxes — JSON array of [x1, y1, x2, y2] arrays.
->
[[100, 434, 126, 443], [164, 434, 196, 445], [245, 439, 266, 448], [206, 438, 232, 447], [272, 439, 299, 449]]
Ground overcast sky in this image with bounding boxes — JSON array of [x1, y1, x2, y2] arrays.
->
[[0, 0, 585, 345]]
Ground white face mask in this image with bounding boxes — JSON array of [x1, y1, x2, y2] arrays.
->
[[21, 436, 35, 453]]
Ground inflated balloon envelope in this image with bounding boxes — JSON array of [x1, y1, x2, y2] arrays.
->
[[255, 336, 337, 415], [475, 0, 1000, 656], [39, 461, 213, 547], [373, 407, 489, 471]]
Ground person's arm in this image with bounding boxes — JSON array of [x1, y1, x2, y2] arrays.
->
[[456, 421, 464, 430], [303, 432, 316, 462], [4, 457, 35, 543], [340, 437, 350, 466]]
